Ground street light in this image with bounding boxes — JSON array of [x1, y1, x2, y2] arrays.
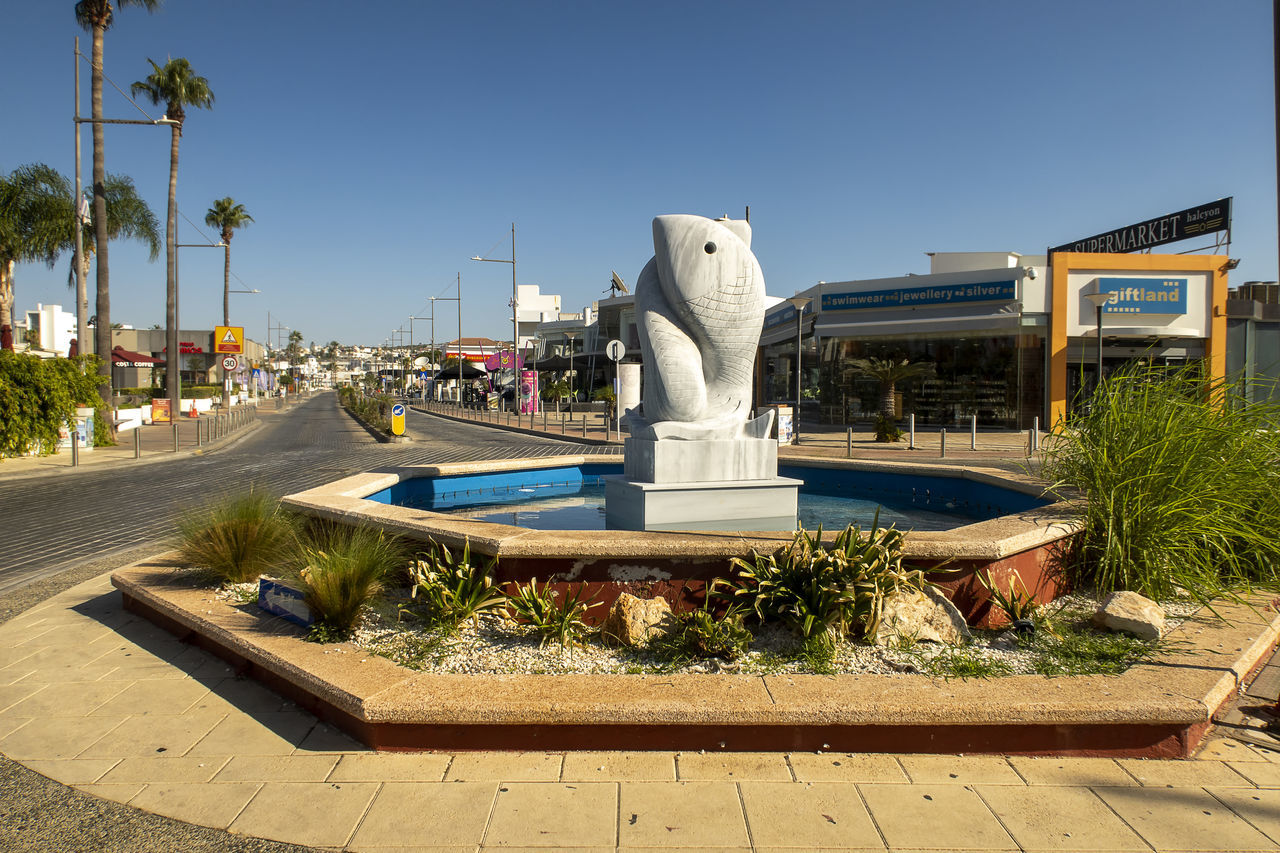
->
[[172, 213, 226, 419], [428, 275, 462, 403], [1082, 287, 1113, 397], [564, 330, 579, 404], [471, 223, 517, 364], [786, 295, 812, 444]]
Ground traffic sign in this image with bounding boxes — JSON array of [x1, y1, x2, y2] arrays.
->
[[391, 403, 406, 436], [221, 355, 239, 371], [606, 339, 625, 362], [215, 325, 244, 354]]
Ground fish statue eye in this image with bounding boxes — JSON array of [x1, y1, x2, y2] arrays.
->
[[704, 241, 717, 254]]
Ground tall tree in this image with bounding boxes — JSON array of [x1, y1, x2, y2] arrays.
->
[[131, 57, 213, 420], [75, 0, 161, 414], [204, 197, 252, 409], [0, 165, 68, 349]]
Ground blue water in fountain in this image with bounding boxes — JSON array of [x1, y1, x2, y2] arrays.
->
[[368, 464, 1046, 532]]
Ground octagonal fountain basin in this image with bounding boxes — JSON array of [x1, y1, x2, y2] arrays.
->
[[282, 454, 1080, 627]]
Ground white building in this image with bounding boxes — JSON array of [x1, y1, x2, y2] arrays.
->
[[21, 304, 77, 356]]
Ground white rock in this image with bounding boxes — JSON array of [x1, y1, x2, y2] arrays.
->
[[875, 586, 972, 646], [599, 593, 677, 648], [1092, 591, 1165, 640]]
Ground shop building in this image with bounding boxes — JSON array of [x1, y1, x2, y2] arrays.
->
[[758, 250, 1230, 430]]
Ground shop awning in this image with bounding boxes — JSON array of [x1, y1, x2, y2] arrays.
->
[[431, 361, 488, 381], [1080, 326, 1202, 339], [111, 346, 165, 368], [813, 312, 1021, 339]]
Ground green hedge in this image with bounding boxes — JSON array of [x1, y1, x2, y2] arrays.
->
[[338, 387, 392, 434], [0, 352, 109, 455]]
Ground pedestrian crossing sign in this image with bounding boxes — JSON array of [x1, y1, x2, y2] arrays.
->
[[215, 325, 244, 354]]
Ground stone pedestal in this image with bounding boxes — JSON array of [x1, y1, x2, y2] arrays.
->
[[623, 437, 777, 484], [605, 475, 801, 532]]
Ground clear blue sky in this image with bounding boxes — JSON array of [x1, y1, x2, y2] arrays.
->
[[5, 0, 1276, 348]]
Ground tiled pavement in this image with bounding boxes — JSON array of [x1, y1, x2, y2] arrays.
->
[[2, 573, 1279, 852]]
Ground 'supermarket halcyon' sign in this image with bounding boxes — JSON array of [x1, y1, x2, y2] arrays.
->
[[823, 280, 1016, 312]]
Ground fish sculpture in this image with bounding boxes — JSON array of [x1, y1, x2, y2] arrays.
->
[[631, 214, 772, 441]]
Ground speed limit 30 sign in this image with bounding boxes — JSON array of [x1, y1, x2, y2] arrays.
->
[[221, 355, 239, 371]]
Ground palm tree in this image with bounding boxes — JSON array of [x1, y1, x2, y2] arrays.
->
[[75, 0, 161, 410], [0, 165, 68, 349], [131, 57, 213, 420], [204, 197, 251, 409], [847, 357, 936, 421]]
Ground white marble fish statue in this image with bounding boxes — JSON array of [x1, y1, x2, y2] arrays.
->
[[632, 214, 771, 440]]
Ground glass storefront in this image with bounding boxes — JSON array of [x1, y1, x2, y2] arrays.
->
[[815, 328, 1046, 429]]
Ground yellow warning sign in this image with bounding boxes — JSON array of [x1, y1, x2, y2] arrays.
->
[[214, 325, 244, 354]]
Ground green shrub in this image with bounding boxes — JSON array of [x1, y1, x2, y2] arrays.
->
[[339, 387, 392, 434], [873, 414, 902, 442], [678, 604, 753, 661], [727, 517, 926, 644], [506, 578, 596, 648], [0, 352, 107, 455], [407, 540, 506, 627], [297, 525, 408, 637], [1039, 363, 1280, 600], [177, 489, 298, 584]]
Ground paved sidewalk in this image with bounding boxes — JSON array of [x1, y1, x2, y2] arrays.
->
[[2, 573, 1278, 852], [0, 396, 298, 482]]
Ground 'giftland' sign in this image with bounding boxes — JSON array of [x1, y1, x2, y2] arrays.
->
[[1050, 198, 1231, 255], [1095, 277, 1187, 314], [822, 280, 1016, 311]]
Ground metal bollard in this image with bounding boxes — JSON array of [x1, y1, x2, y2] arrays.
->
[[846, 426, 853, 458], [940, 428, 946, 458], [173, 422, 180, 452], [196, 417, 202, 447], [909, 413, 916, 450], [134, 427, 141, 459], [1032, 416, 1040, 452], [71, 431, 79, 467], [543, 410, 548, 431], [971, 414, 977, 451], [582, 417, 588, 439], [561, 413, 567, 435]]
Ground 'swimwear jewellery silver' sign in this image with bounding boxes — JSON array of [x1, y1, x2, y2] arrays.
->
[[1049, 198, 1231, 256], [821, 280, 1017, 312]]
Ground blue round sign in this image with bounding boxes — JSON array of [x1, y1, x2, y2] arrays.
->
[[392, 403, 405, 417]]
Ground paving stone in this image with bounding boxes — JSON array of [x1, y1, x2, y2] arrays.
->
[[787, 753, 908, 783], [211, 754, 338, 782], [858, 783, 1015, 850], [328, 752, 453, 782], [72, 781, 145, 804], [186, 710, 318, 756], [1117, 758, 1255, 787], [1208, 787, 1280, 842], [294, 720, 367, 753], [128, 781, 262, 829], [1245, 664, 1280, 702], [348, 781, 497, 848], [76, 709, 227, 759], [676, 751, 792, 781], [618, 781, 750, 848], [1227, 761, 1280, 787], [485, 782, 617, 848], [1197, 737, 1279, 762], [0, 680, 129, 717], [1096, 785, 1278, 851], [1006, 756, 1137, 787], [0, 714, 124, 759], [87, 678, 212, 716], [188, 677, 294, 715], [445, 751, 563, 781], [0, 681, 46, 713], [21, 758, 119, 785], [561, 751, 676, 782], [897, 754, 1024, 785], [97, 755, 230, 783], [977, 784, 1146, 851], [739, 780, 882, 849], [229, 780, 379, 848]]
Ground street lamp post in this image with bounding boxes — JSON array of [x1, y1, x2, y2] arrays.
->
[[786, 295, 812, 443], [428, 276, 462, 403], [228, 288, 260, 399], [471, 222, 517, 368], [1083, 289, 1113, 398], [173, 214, 225, 420], [564, 331, 579, 404]]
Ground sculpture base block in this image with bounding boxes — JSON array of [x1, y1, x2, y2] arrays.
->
[[605, 476, 801, 532], [623, 437, 777, 484]]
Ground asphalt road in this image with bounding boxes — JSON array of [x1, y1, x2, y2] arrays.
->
[[0, 392, 591, 852]]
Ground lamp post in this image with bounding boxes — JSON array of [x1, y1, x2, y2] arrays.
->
[[786, 295, 812, 443], [228, 288, 260, 399], [428, 275, 462, 403], [564, 330, 579, 404], [1083, 289, 1113, 398], [471, 223, 517, 368], [173, 215, 225, 419]]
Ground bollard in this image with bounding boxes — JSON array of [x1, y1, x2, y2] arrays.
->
[[134, 427, 141, 459], [173, 422, 180, 452], [940, 428, 946, 458], [971, 414, 977, 451], [196, 417, 202, 447], [543, 410, 548, 431], [582, 417, 588, 439], [1027, 427, 1034, 456], [1032, 416, 1040, 452], [71, 431, 79, 467], [909, 413, 916, 450], [561, 413, 567, 435], [846, 426, 853, 458]]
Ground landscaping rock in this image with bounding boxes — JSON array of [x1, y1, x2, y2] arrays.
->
[[600, 593, 677, 647], [1092, 591, 1165, 640], [875, 586, 972, 646]]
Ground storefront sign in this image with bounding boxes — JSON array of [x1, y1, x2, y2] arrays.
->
[[178, 341, 203, 354], [1049, 198, 1231, 255], [1095, 277, 1187, 314], [822, 280, 1016, 311], [763, 301, 813, 330]]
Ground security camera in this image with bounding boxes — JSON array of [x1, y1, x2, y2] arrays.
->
[[1024, 267, 1038, 280]]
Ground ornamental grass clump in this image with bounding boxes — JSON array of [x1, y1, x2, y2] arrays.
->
[[407, 539, 506, 628], [1039, 363, 1280, 601], [506, 578, 597, 649], [177, 489, 297, 584], [296, 524, 408, 638]]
